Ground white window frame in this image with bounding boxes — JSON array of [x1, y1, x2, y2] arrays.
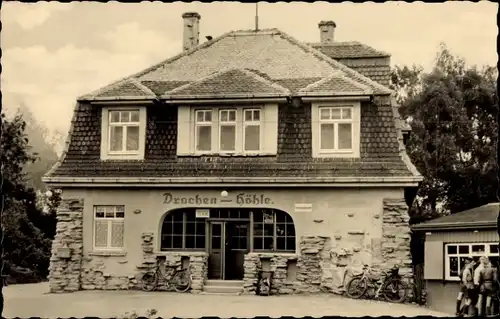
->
[[93, 205, 125, 251], [243, 109, 262, 154], [311, 101, 361, 158], [100, 107, 146, 160], [191, 107, 263, 155], [319, 106, 353, 152], [218, 109, 238, 153], [194, 109, 213, 154], [444, 242, 499, 281]]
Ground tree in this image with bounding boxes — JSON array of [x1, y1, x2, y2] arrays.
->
[[14, 103, 60, 191], [393, 44, 498, 221], [1, 112, 54, 285]]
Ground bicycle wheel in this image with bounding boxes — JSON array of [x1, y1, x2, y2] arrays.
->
[[172, 270, 191, 293], [345, 276, 368, 299], [382, 278, 407, 303], [141, 272, 158, 292]]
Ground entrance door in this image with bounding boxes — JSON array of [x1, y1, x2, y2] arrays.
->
[[208, 221, 249, 280], [208, 222, 225, 279], [225, 222, 249, 280]]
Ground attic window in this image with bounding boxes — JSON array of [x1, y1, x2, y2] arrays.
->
[[311, 101, 361, 159], [192, 107, 263, 155], [109, 110, 140, 153], [100, 107, 147, 160]]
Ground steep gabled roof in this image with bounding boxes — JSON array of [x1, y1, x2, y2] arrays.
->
[[412, 203, 500, 231], [308, 41, 391, 59], [79, 29, 392, 101]]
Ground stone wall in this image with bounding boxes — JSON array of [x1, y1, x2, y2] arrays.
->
[[380, 198, 413, 299], [380, 199, 412, 273], [136, 232, 208, 293], [80, 252, 135, 290], [242, 252, 299, 295], [77, 231, 208, 292], [297, 237, 328, 294], [241, 198, 413, 298], [48, 198, 84, 293]]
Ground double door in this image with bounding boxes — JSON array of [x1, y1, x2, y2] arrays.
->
[[208, 221, 249, 280]]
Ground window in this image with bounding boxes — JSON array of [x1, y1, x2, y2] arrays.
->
[[101, 107, 146, 160], [109, 110, 140, 153], [319, 106, 353, 152], [195, 110, 212, 152], [94, 206, 125, 250], [160, 208, 296, 253], [244, 109, 261, 152], [444, 242, 499, 281], [219, 109, 237, 152], [192, 107, 262, 154], [161, 209, 206, 250], [311, 102, 360, 158], [253, 209, 296, 252]]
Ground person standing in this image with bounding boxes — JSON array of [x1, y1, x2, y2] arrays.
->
[[474, 256, 488, 316], [460, 258, 476, 316], [480, 260, 498, 317]]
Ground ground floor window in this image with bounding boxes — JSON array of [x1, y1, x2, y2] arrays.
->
[[253, 209, 295, 252], [161, 209, 206, 250], [93, 205, 125, 250], [444, 242, 499, 281], [160, 208, 296, 252]]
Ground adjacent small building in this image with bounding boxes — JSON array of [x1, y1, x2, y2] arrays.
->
[[43, 13, 422, 295], [412, 202, 500, 314]]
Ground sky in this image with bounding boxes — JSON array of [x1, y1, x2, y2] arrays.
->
[[2, 1, 498, 138]]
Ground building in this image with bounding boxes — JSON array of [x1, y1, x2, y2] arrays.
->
[[412, 202, 500, 314], [43, 12, 422, 295]]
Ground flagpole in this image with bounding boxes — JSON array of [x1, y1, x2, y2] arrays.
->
[[255, 2, 259, 31]]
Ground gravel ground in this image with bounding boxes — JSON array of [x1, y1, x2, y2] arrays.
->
[[3, 282, 452, 318]]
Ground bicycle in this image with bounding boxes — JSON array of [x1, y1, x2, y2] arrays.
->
[[345, 264, 408, 303], [140, 257, 192, 293]]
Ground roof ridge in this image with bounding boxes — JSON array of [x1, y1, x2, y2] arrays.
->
[[298, 71, 353, 93], [309, 41, 362, 46], [164, 68, 290, 96], [276, 30, 393, 95], [308, 41, 391, 57], [129, 78, 157, 97], [78, 29, 239, 101], [239, 68, 290, 93]]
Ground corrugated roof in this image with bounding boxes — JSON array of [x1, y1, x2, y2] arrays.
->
[[412, 203, 500, 230]]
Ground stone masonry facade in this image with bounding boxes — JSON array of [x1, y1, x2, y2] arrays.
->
[[48, 198, 84, 293], [240, 198, 413, 297], [48, 197, 412, 298]]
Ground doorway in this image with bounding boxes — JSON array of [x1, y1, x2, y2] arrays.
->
[[208, 221, 249, 280]]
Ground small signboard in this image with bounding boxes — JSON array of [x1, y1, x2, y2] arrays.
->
[[196, 209, 210, 218]]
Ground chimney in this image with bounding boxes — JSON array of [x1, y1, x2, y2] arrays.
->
[[318, 20, 336, 44], [182, 12, 201, 51]]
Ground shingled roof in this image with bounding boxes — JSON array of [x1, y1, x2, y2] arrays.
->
[[44, 27, 423, 186], [80, 29, 392, 101], [308, 41, 390, 59], [412, 203, 500, 231]]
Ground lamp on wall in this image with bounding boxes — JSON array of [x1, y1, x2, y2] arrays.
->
[[221, 190, 229, 197]]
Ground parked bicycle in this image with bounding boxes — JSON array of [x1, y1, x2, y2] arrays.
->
[[345, 264, 408, 303], [140, 257, 192, 293]]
